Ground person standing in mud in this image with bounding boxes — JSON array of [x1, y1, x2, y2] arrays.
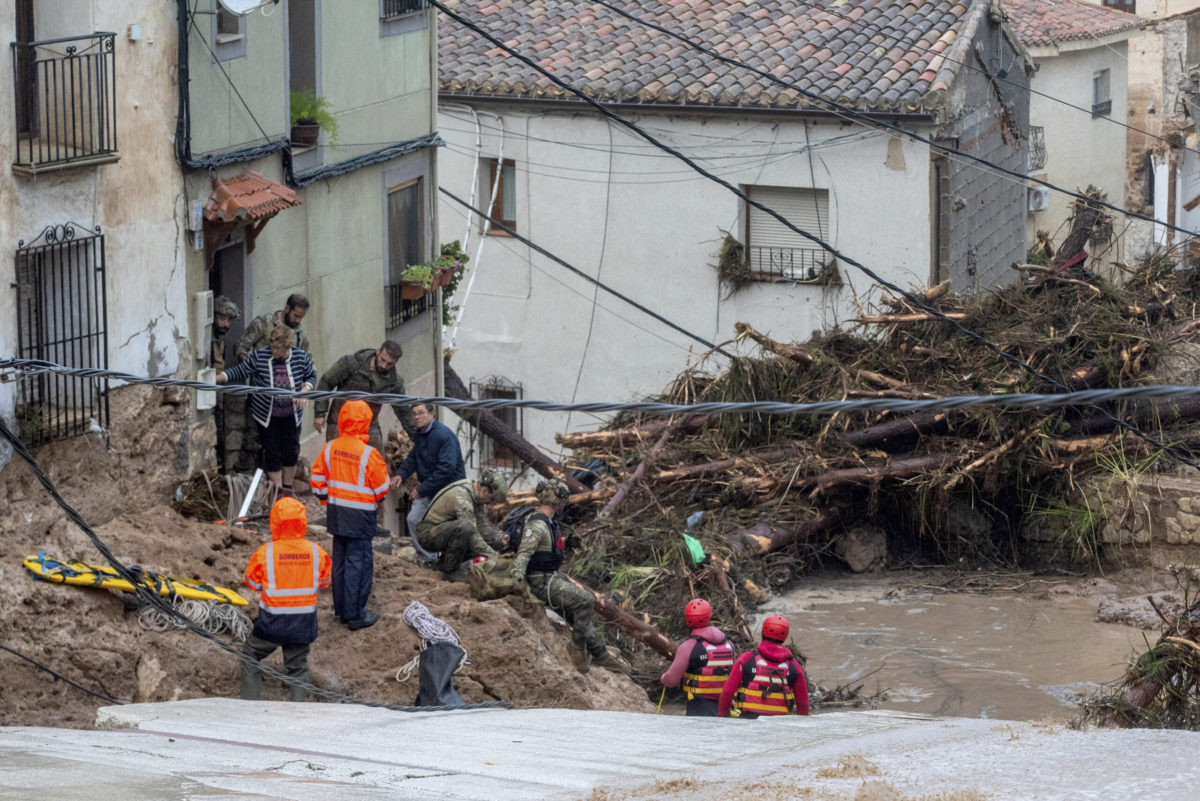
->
[[660, 598, 736, 716], [718, 614, 809, 718], [240, 496, 331, 702], [510, 478, 631, 674]]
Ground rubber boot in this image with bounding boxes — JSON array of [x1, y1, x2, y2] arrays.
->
[[591, 647, 632, 674]]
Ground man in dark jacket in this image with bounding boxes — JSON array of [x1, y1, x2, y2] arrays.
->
[[313, 340, 415, 449], [393, 402, 466, 559]]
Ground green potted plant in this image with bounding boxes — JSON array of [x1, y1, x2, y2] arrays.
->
[[399, 262, 436, 299], [289, 89, 339, 148]]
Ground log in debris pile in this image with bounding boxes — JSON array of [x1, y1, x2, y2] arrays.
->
[[506, 246, 1200, 667]]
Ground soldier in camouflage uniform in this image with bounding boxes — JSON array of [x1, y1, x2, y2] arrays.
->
[[230, 294, 311, 472], [511, 478, 631, 674], [313, 341, 415, 451], [211, 295, 240, 471], [416, 469, 508, 574]]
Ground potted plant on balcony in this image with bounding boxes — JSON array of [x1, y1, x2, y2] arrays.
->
[[289, 89, 339, 148], [399, 262, 436, 300]]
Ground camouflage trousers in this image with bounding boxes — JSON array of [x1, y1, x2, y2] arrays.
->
[[417, 518, 497, 574], [527, 571, 606, 659]]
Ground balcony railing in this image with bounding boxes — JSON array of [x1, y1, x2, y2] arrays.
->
[[748, 246, 831, 283], [1092, 99, 1112, 118], [382, 0, 428, 19], [1028, 125, 1046, 172], [11, 33, 118, 175], [385, 284, 431, 328]]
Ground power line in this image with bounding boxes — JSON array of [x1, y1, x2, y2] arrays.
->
[[583, 0, 1196, 239], [427, 0, 1200, 472], [0, 643, 126, 706], [7, 356, 1200, 419], [0, 416, 510, 714]]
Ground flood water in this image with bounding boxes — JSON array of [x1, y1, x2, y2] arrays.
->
[[773, 581, 1146, 721]]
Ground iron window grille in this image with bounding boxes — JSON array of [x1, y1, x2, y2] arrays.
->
[[1091, 99, 1113, 118], [14, 224, 110, 446], [1028, 126, 1046, 171], [10, 32, 118, 175], [747, 246, 831, 283], [467, 376, 523, 469], [385, 284, 431, 328], [381, 0, 428, 19]]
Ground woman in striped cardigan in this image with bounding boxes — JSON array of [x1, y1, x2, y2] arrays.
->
[[218, 324, 317, 493]]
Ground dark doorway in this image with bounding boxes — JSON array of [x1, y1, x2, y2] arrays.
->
[[210, 239, 250, 358], [15, 0, 38, 139]]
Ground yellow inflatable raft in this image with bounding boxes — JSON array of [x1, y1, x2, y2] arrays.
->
[[23, 552, 248, 606]]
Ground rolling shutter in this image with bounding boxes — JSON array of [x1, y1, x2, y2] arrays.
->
[[747, 186, 829, 279]]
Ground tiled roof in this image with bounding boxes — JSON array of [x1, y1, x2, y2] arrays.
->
[[204, 171, 302, 224], [1002, 0, 1140, 48], [438, 0, 991, 113]]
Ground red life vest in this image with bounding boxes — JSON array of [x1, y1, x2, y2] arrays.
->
[[734, 648, 799, 716], [681, 636, 735, 700]]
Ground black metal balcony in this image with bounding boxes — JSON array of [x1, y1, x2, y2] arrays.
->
[[1092, 99, 1112, 118], [382, 0, 428, 19], [1028, 125, 1046, 172], [11, 33, 118, 176], [385, 284, 432, 328], [748, 246, 831, 283]]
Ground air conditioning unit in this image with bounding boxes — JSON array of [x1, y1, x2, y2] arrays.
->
[[1028, 186, 1050, 213], [192, 290, 213, 360]]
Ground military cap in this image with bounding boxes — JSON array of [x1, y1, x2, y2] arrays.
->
[[478, 468, 508, 504], [535, 477, 570, 507], [213, 295, 240, 320]]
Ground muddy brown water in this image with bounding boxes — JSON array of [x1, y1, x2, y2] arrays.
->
[[772, 583, 1146, 722]]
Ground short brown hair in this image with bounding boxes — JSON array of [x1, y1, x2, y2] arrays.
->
[[268, 324, 293, 349], [380, 340, 403, 360], [285, 293, 310, 311]]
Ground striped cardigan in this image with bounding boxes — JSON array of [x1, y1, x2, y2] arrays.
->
[[224, 347, 317, 428]]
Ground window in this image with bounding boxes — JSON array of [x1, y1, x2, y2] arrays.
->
[[381, 0, 428, 20], [380, 0, 429, 36], [484, 158, 517, 234], [469, 377, 523, 468], [213, 6, 247, 61], [386, 180, 427, 326], [1102, 0, 1135, 13], [744, 185, 831, 282], [14, 224, 109, 446], [1092, 69, 1112, 117]]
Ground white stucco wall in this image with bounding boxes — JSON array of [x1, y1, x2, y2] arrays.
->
[[436, 106, 934, 473], [1027, 41, 1130, 250], [0, 1, 187, 470]]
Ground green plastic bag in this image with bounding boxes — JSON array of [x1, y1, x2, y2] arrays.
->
[[682, 533, 706, 564]]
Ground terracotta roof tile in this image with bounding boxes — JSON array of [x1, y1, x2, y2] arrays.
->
[[1002, 0, 1140, 47], [438, 0, 994, 113], [204, 171, 301, 224]]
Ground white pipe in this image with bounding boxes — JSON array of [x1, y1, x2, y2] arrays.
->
[[236, 468, 264, 521]]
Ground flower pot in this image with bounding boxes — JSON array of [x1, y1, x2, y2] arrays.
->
[[399, 281, 427, 301], [291, 120, 321, 148], [433, 267, 452, 290]]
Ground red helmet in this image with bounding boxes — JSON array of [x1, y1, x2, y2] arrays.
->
[[684, 598, 712, 628], [762, 614, 789, 643]]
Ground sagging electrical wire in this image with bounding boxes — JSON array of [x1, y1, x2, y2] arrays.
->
[[0, 643, 127, 706]]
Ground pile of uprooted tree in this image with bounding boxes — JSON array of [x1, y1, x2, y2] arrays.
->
[[445, 205, 1200, 665]]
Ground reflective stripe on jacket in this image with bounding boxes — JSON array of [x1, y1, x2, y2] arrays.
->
[[244, 534, 331, 645], [309, 400, 390, 539], [682, 636, 736, 700], [735, 649, 798, 716]]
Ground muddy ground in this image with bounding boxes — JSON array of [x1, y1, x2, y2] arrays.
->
[[1, 386, 1193, 729]]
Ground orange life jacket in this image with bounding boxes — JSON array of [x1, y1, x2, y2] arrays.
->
[[734, 648, 800, 716], [682, 636, 735, 700]]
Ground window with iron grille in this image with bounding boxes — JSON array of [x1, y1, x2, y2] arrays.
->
[[13, 224, 109, 446], [381, 0, 428, 20], [1027, 126, 1046, 172], [744, 185, 832, 283], [1093, 69, 1112, 117], [468, 376, 523, 469], [385, 179, 430, 326]]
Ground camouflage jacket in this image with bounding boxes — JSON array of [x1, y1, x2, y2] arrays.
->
[[235, 310, 310, 362], [511, 515, 554, 578], [314, 348, 415, 435], [423, 479, 504, 547]]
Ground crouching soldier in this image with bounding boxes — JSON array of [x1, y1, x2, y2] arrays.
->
[[510, 478, 631, 675], [417, 468, 508, 575], [240, 497, 332, 701], [660, 598, 736, 716], [718, 614, 809, 718]]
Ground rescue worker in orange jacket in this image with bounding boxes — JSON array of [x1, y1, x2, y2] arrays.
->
[[240, 496, 332, 702], [309, 400, 390, 631], [660, 598, 736, 717], [718, 614, 810, 718]]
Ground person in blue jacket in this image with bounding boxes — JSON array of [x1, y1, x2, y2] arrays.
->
[[392, 401, 466, 560]]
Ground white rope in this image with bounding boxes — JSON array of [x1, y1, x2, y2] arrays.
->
[[135, 595, 251, 640], [395, 601, 467, 683]]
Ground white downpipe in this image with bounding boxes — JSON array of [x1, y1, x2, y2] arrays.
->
[[236, 468, 264, 521], [449, 115, 506, 349], [442, 103, 485, 252]]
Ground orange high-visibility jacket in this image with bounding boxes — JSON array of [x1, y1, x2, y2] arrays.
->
[[244, 497, 332, 644], [309, 400, 390, 538]]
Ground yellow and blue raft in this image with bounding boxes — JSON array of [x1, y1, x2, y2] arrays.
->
[[23, 551, 247, 606]]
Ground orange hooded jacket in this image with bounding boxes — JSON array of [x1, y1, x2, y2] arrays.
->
[[244, 497, 332, 644], [309, 400, 390, 538]]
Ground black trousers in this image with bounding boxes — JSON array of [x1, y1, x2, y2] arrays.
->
[[331, 535, 374, 622]]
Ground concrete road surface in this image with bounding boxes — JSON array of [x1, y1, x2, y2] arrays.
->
[[1, 699, 1197, 799]]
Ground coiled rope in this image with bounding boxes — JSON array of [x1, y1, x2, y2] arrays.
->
[[136, 594, 252, 641], [395, 601, 467, 684]]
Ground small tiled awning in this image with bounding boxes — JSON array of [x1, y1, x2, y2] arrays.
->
[[203, 171, 302, 267]]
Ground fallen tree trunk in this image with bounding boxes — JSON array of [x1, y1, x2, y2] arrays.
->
[[444, 359, 588, 494], [1066, 396, 1200, 437], [735, 507, 842, 556], [841, 410, 955, 450], [599, 419, 680, 519], [555, 416, 710, 449], [1051, 187, 1104, 273], [562, 575, 676, 659], [852, 313, 967, 324], [731, 454, 957, 496], [734, 322, 814, 367]]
